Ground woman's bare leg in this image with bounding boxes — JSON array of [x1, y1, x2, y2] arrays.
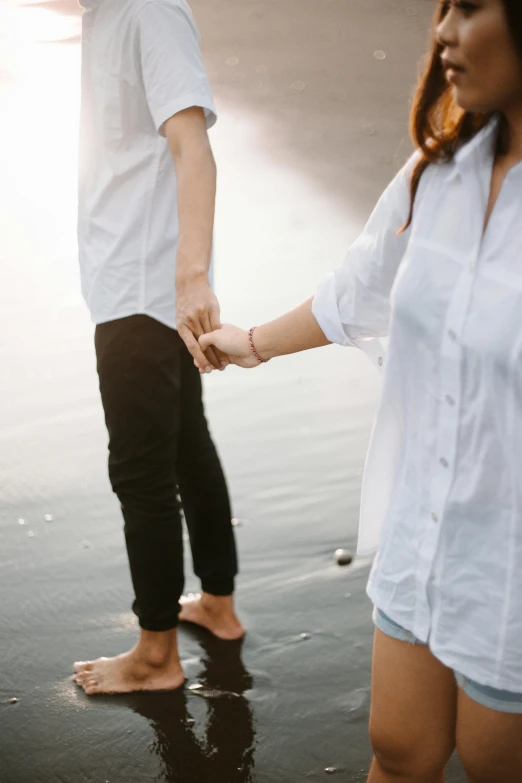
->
[[367, 629, 457, 783], [456, 686, 522, 783]]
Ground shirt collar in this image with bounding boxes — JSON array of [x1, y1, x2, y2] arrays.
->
[[453, 116, 499, 172]]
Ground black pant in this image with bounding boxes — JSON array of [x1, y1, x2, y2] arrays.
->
[[95, 315, 238, 632]]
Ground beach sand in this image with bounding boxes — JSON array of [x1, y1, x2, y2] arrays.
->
[[0, 1, 466, 780]]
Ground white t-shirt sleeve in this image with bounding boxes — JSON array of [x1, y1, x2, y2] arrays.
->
[[137, 0, 217, 135], [312, 155, 420, 351]]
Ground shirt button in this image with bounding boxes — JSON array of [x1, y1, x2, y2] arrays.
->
[[431, 512, 439, 523], [378, 356, 383, 367], [448, 329, 457, 342], [446, 394, 455, 406], [440, 457, 449, 469]]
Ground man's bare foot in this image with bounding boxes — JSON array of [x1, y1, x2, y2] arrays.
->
[[179, 593, 244, 640], [73, 629, 185, 696]]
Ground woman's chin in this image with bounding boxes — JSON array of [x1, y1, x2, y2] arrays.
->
[[452, 88, 498, 115]]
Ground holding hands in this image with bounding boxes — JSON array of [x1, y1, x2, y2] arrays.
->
[[191, 296, 329, 374], [175, 276, 229, 373], [198, 325, 264, 372]]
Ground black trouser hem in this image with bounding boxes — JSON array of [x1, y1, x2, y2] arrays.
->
[[201, 579, 235, 597]]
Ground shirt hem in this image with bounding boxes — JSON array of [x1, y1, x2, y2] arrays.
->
[[368, 584, 522, 693], [90, 309, 177, 330], [366, 584, 427, 641], [432, 647, 522, 695]]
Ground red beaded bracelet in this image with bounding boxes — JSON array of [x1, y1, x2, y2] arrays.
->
[[248, 327, 268, 364]]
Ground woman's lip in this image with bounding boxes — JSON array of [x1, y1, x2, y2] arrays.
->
[[441, 56, 465, 74], [446, 67, 463, 84]]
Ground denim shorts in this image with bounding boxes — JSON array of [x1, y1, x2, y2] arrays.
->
[[374, 608, 522, 714]]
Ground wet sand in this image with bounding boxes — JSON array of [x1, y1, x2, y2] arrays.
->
[[0, 1, 466, 780]]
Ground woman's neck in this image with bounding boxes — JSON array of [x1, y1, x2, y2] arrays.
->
[[503, 103, 522, 161]]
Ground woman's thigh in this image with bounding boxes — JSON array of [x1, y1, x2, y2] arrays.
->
[[456, 687, 522, 783], [368, 628, 458, 781]]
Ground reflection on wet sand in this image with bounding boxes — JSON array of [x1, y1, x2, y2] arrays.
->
[[99, 635, 256, 783]]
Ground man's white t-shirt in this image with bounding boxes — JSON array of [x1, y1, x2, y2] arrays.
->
[[78, 0, 217, 327]]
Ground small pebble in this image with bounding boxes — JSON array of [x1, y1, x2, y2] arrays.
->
[[226, 56, 239, 67], [325, 768, 338, 775], [290, 80, 306, 93], [299, 633, 311, 641], [27, 531, 35, 538], [374, 50, 386, 60], [231, 518, 241, 527], [344, 593, 352, 599], [18, 519, 25, 526], [80, 540, 92, 549], [334, 549, 353, 566], [9, 698, 19, 704], [186, 718, 195, 726], [43, 514, 53, 522]]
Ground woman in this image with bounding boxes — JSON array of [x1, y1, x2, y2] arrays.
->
[[201, 1, 522, 781]]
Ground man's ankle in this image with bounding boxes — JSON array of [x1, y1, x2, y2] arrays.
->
[[136, 628, 179, 666], [200, 593, 239, 618]]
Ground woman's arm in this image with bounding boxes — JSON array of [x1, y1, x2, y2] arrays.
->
[[200, 155, 420, 372], [252, 296, 331, 359], [199, 297, 330, 369]]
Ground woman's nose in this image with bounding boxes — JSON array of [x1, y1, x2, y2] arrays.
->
[[436, 6, 459, 50]]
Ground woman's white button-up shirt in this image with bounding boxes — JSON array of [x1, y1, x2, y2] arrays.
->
[[312, 120, 522, 692]]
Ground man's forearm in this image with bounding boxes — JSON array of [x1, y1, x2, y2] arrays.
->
[[165, 108, 224, 370], [175, 144, 216, 288]]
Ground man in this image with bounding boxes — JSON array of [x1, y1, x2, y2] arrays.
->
[[73, 0, 243, 696]]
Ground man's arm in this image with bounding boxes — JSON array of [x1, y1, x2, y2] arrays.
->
[[165, 106, 225, 372]]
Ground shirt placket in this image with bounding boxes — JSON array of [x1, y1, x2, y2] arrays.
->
[[413, 250, 478, 640]]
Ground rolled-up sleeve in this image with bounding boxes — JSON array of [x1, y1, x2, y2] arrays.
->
[[312, 157, 417, 356], [137, 0, 217, 135]]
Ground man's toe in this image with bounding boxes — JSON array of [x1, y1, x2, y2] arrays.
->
[[74, 661, 93, 674]]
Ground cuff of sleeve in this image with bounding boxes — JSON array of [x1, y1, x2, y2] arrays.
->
[[312, 273, 386, 372], [312, 272, 351, 347], [153, 93, 217, 136]]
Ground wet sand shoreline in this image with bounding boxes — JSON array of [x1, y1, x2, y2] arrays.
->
[[0, 1, 466, 780]]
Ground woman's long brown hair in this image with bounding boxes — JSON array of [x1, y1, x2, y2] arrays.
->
[[402, 0, 522, 231]]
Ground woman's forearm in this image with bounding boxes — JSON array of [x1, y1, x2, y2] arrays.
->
[[253, 296, 331, 360]]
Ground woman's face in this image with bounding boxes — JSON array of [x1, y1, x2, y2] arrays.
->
[[437, 0, 522, 114]]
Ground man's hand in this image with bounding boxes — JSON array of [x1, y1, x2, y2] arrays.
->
[[176, 274, 227, 372]]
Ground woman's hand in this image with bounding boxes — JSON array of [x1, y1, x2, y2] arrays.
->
[[196, 298, 328, 373], [198, 325, 261, 371]]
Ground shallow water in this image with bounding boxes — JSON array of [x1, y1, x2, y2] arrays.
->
[[0, 1, 465, 780]]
